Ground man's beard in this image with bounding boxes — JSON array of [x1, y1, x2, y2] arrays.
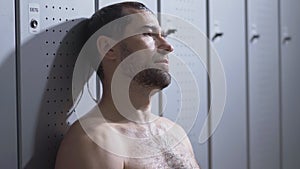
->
[[133, 68, 171, 90], [120, 43, 171, 90]]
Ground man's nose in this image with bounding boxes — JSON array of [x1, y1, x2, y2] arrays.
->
[[157, 36, 174, 54]]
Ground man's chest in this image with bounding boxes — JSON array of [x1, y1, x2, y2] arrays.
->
[[124, 142, 198, 169]]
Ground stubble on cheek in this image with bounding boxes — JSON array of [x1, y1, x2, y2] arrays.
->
[[118, 41, 171, 89]]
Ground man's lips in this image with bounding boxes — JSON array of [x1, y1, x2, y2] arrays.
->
[[154, 59, 169, 64]]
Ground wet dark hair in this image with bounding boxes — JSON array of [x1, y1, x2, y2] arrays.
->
[[87, 2, 152, 80]]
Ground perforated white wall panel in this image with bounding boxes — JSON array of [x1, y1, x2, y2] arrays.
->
[[160, 0, 209, 168], [0, 0, 18, 168], [19, 1, 94, 168]]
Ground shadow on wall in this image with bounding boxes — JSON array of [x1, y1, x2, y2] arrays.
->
[[4, 18, 91, 169]]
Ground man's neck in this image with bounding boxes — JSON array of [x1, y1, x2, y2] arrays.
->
[[99, 80, 158, 123]]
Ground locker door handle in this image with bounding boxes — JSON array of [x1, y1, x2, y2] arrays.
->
[[212, 32, 224, 42], [250, 34, 260, 43], [163, 29, 177, 37], [283, 36, 292, 44]]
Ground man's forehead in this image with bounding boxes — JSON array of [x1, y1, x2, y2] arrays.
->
[[124, 11, 160, 34]]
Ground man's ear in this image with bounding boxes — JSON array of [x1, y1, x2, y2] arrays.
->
[[96, 36, 117, 60]]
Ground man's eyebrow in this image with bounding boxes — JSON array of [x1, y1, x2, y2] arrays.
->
[[139, 25, 161, 32]]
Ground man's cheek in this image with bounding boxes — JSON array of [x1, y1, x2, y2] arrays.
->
[[119, 57, 149, 78]]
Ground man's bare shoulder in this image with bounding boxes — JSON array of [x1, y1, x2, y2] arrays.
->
[[55, 120, 124, 169]]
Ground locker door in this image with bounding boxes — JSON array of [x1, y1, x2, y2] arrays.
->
[[0, 0, 18, 168], [160, 1, 209, 169], [208, 0, 248, 169], [247, 0, 281, 169], [19, 1, 94, 168], [280, 0, 300, 168]]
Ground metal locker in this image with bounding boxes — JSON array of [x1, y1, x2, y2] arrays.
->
[[280, 0, 300, 168], [19, 1, 94, 168], [208, 0, 248, 169], [160, 0, 209, 168], [247, 0, 281, 169], [0, 0, 18, 168]]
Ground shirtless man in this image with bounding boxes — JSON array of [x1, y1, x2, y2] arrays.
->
[[55, 2, 200, 169]]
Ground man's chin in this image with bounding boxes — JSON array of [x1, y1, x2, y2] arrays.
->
[[133, 69, 171, 90]]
